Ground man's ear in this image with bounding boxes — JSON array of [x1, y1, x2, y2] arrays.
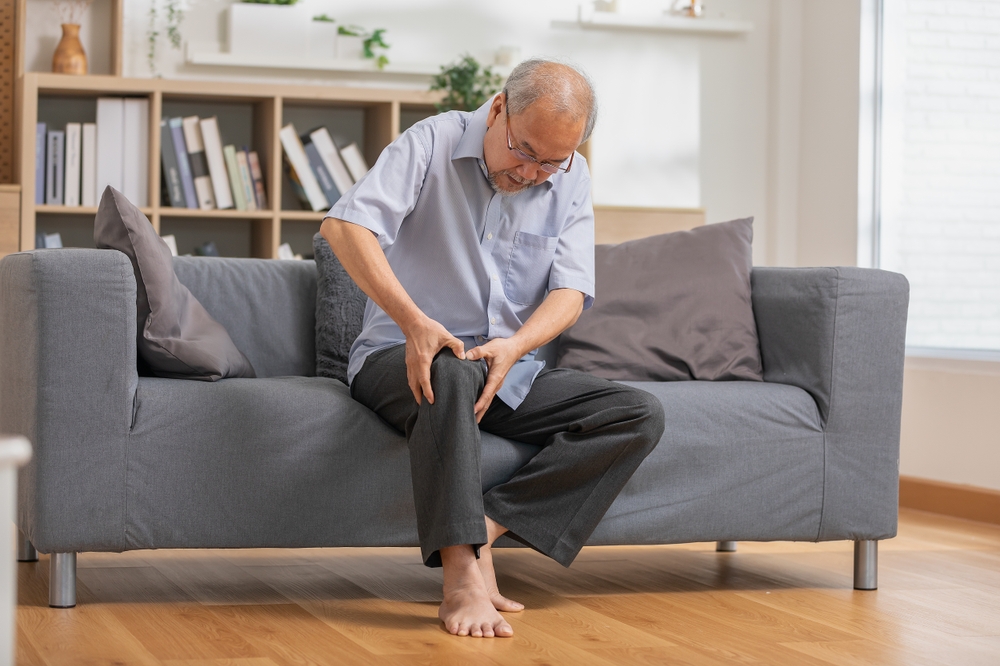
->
[[486, 93, 506, 128]]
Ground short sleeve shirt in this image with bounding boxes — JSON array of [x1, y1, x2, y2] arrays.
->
[[327, 99, 595, 409]]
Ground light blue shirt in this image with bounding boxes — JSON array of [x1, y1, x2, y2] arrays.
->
[[327, 100, 595, 409]]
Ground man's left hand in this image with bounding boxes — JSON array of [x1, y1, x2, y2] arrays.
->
[[465, 338, 523, 423]]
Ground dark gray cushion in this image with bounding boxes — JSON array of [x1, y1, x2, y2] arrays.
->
[[94, 186, 255, 381], [314, 232, 368, 384], [557, 217, 763, 382]]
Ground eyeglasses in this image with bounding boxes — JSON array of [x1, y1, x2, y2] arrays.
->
[[505, 106, 575, 174]]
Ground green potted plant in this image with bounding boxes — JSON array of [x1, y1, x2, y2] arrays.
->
[[146, 0, 184, 75], [430, 55, 503, 113]]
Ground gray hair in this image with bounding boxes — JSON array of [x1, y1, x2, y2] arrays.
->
[[502, 58, 598, 144]]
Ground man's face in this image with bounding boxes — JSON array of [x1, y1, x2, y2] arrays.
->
[[483, 93, 586, 196]]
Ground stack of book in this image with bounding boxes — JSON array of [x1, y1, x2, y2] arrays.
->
[[279, 124, 370, 212], [160, 115, 268, 211], [36, 98, 149, 208]]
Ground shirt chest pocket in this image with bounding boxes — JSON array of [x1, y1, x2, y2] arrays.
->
[[504, 231, 559, 306]]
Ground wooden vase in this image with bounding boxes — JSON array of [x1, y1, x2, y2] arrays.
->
[[52, 24, 87, 75]]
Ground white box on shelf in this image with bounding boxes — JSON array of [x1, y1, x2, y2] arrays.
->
[[336, 35, 364, 60], [228, 3, 311, 60], [309, 21, 338, 61]]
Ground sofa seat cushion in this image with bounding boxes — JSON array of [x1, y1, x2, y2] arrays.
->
[[589, 380, 826, 545], [125, 376, 539, 549]]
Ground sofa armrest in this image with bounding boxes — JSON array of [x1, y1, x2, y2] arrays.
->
[[751, 266, 909, 540], [0, 249, 138, 552]]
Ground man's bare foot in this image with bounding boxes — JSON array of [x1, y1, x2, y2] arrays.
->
[[478, 543, 524, 612], [439, 545, 514, 637], [481, 515, 524, 612]]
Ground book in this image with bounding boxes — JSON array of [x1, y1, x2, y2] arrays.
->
[[235, 149, 257, 211], [279, 123, 328, 211], [161, 234, 179, 257], [181, 116, 216, 210], [199, 117, 234, 210], [35, 232, 63, 249], [309, 127, 354, 195], [283, 158, 310, 210], [35, 123, 46, 204], [122, 98, 149, 207], [96, 98, 125, 203], [45, 130, 65, 205], [277, 242, 296, 261], [168, 118, 198, 209], [160, 119, 185, 207], [81, 123, 97, 207], [339, 142, 370, 182], [222, 145, 247, 211], [247, 151, 268, 209], [64, 123, 81, 207], [304, 140, 340, 206]]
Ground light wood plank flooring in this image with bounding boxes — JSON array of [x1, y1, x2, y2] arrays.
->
[[15, 508, 1000, 665]]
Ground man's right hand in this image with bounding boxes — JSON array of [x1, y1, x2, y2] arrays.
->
[[402, 315, 466, 405]]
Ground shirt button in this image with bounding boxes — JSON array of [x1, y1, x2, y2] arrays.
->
[[487, 233, 493, 240], [492, 274, 498, 280], [490, 317, 496, 325]]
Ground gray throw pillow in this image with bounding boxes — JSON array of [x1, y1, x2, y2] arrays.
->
[[94, 186, 255, 381], [313, 232, 368, 384], [557, 217, 763, 382]]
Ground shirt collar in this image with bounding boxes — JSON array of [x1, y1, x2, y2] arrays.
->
[[451, 99, 492, 162]]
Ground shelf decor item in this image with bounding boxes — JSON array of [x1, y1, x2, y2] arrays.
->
[[229, 0, 309, 61], [310, 13, 338, 60], [669, 0, 704, 18], [146, 0, 185, 75], [52, 23, 86, 74], [51, 0, 95, 75], [430, 55, 503, 113]]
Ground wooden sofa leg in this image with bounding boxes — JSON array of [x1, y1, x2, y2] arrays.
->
[[716, 541, 737, 552], [49, 552, 77, 608], [853, 540, 878, 590], [17, 528, 38, 562]]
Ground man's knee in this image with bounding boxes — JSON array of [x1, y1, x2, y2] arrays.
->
[[623, 387, 665, 451], [429, 352, 486, 399]]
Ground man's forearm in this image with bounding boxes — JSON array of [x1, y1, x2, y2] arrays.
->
[[508, 289, 584, 358], [320, 217, 425, 332]]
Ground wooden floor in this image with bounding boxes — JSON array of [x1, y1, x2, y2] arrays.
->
[[15, 508, 1000, 665]]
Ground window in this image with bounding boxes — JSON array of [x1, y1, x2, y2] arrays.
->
[[879, 0, 1000, 352]]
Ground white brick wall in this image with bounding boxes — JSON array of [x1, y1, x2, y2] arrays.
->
[[880, 0, 1000, 350]]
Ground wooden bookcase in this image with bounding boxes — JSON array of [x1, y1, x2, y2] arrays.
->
[[16, 73, 440, 258]]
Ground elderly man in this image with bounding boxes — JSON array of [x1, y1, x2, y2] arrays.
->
[[320, 59, 664, 638]]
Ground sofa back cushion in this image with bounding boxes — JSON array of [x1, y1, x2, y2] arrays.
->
[[173, 257, 318, 378], [312, 233, 368, 384], [556, 217, 763, 382]]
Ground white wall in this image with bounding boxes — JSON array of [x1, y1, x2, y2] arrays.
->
[[900, 357, 1000, 491]]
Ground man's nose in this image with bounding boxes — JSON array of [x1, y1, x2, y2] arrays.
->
[[515, 161, 540, 180]]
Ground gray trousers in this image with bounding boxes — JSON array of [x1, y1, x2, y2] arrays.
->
[[351, 344, 665, 568]]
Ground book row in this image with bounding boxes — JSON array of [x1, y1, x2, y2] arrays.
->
[[279, 123, 370, 212], [36, 98, 150, 208], [34, 101, 373, 214], [160, 115, 267, 212]]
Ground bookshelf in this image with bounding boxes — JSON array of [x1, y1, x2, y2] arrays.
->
[[15, 73, 440, 258]]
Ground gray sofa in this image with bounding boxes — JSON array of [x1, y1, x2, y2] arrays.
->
[[0, 249, 909, 607]]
